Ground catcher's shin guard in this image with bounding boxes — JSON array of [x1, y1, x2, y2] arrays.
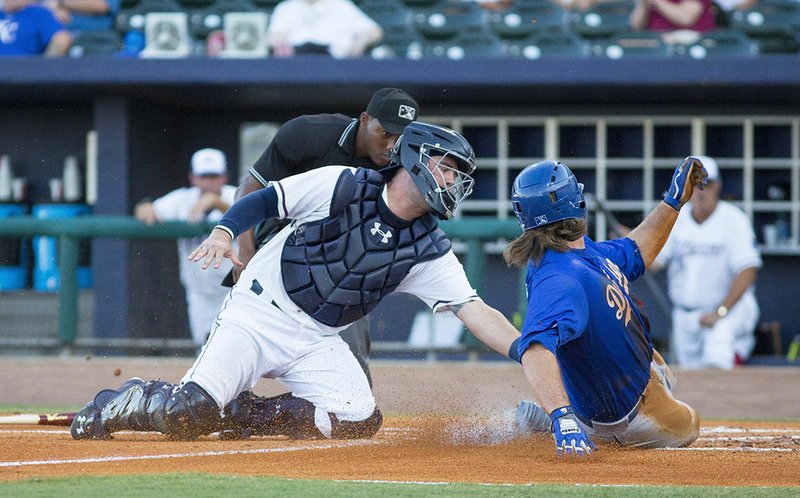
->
[[71, 378, 145, 440], [102, 380, 222, 439], [222, 391, 382, 440]]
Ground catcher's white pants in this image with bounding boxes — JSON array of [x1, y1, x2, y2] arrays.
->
[[581, 351, 699, 448], [671, 293, 759, 370], [180, 285, 375, 429], [184, 286, 230, 345]]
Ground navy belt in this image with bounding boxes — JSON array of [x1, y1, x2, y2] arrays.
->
[[676, 305, 703, 312], [576, 394, 643, 430]]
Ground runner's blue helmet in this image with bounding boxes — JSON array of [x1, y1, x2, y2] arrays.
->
[[511, 160, 587, 231]]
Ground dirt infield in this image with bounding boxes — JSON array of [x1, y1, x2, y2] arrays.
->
[[1, 358, 799, 486]]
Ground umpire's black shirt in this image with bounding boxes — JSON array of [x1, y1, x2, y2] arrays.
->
[[249, 113, 380, 186]]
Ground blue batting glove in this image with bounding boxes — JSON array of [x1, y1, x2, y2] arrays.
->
[[550, 406, 597, 457], [663, 156, 708, 211]]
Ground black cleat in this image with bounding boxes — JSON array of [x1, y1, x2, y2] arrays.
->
[[70, 378, 145, 440]]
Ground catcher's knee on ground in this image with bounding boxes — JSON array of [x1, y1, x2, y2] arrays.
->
[[103, 380, 223, 440], [224, 391, 382, 440]]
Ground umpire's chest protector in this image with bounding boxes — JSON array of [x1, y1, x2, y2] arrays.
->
[[281, 168, 451, 327]]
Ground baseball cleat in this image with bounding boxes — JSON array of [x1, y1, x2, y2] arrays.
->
[[515, 400, 552, 433], [70, 378, 145, 440]]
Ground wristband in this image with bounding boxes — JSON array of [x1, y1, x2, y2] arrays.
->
[[508, 337, 522, 363]]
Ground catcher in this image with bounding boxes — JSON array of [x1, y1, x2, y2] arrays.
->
[[508, 157, 706, 456], [70, 122, 523, 442]]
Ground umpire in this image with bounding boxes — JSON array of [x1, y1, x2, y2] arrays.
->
[[226, 87, 420, 386]]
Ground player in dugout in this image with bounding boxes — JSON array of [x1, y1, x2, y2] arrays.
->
[[509, 156, 707, 456]]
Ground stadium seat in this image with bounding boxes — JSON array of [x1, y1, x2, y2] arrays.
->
[[188, 0, 256, 40], [361, 0, 413, 31], [218, 11, 268, 57], [730, 0, 800, 53], [568, 0, 635, 39], [370, 31, 424, 58], [67, 30, 123, 57], [597, 31, 671, 58], [422, 32, 505, 59], [411, 1, 487, 40], [673, 29, 759, 58], [505, 31, 589, 59], [139, 12, 193, 57], [116, 0, 182, 34], [487, 3, 569, 40]]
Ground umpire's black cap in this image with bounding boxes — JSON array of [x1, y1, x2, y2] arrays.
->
[[366, 88, 419, 135]]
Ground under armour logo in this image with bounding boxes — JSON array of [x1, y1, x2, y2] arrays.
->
[[534, 215, 549, 225], [75, 415, 86, 433], [370, 222, 393, 244], [398, 104, 416, 121]]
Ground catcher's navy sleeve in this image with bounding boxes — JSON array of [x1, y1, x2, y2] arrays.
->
[[214, 186, 280, 240]]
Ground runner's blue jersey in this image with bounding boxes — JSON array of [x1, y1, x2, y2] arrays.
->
[[518, 236, 653, 423]]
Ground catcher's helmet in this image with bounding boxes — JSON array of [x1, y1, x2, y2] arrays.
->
[[511, 160, 587, 231], [390, 122, 476, 220]]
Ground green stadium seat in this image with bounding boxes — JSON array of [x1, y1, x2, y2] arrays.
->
[[673, 29, 759, 58], [411, 1, 487, 40], [568, 0, 635, 39], [116, 0, 183, 34], [597, 31, 671, 58], [360, 0, 413, 31], [188, 0, 256, 40], [488, 3, 569, 40], [730, 0, 800, 53], [505, 31, 589, 58], [67, 30, 123, 57], [369, 30, 424, 58], [422, 32, 505, 59]]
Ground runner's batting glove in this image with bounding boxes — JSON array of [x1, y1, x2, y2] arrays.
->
[[663, 156, 708, 211], [550, 405, 597, 457]]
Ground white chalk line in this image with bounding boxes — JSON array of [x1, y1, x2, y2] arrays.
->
[[660, 447, 794, 453], [701, 426, 800, 434], [699, 435, 800, 442], [0, 439, 386, 468]]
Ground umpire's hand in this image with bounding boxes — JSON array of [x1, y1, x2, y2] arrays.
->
[[188, 228, 244, 270]]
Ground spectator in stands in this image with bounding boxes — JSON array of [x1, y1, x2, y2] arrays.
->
[[41, 0, 121, 32], [0, 0, 71, 55], [631, 0, 716, 44], [267, 0, 383, 58], [134, 148, 237, 347], [652, 156, 761, 370]]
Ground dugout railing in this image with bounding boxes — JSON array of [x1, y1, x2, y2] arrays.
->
[[0, 216, 524, 355]]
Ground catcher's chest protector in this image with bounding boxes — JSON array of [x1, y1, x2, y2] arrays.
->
[[281, 168, 451, 327]]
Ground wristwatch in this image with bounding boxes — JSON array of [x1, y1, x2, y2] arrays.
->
[[716, 305, 729, 318]]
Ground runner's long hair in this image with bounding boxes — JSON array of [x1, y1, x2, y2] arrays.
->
[[503, 218, 587, 268]]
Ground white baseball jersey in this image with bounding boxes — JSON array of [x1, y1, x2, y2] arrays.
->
[[231, 165, 480, 337], [655, 200, 762, 311], [152, 184, 237, 343], [185, 166, 480, 418]]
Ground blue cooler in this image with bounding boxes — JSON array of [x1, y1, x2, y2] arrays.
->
[[32, 204, 93, 291], [0, 203, 28, 290]]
